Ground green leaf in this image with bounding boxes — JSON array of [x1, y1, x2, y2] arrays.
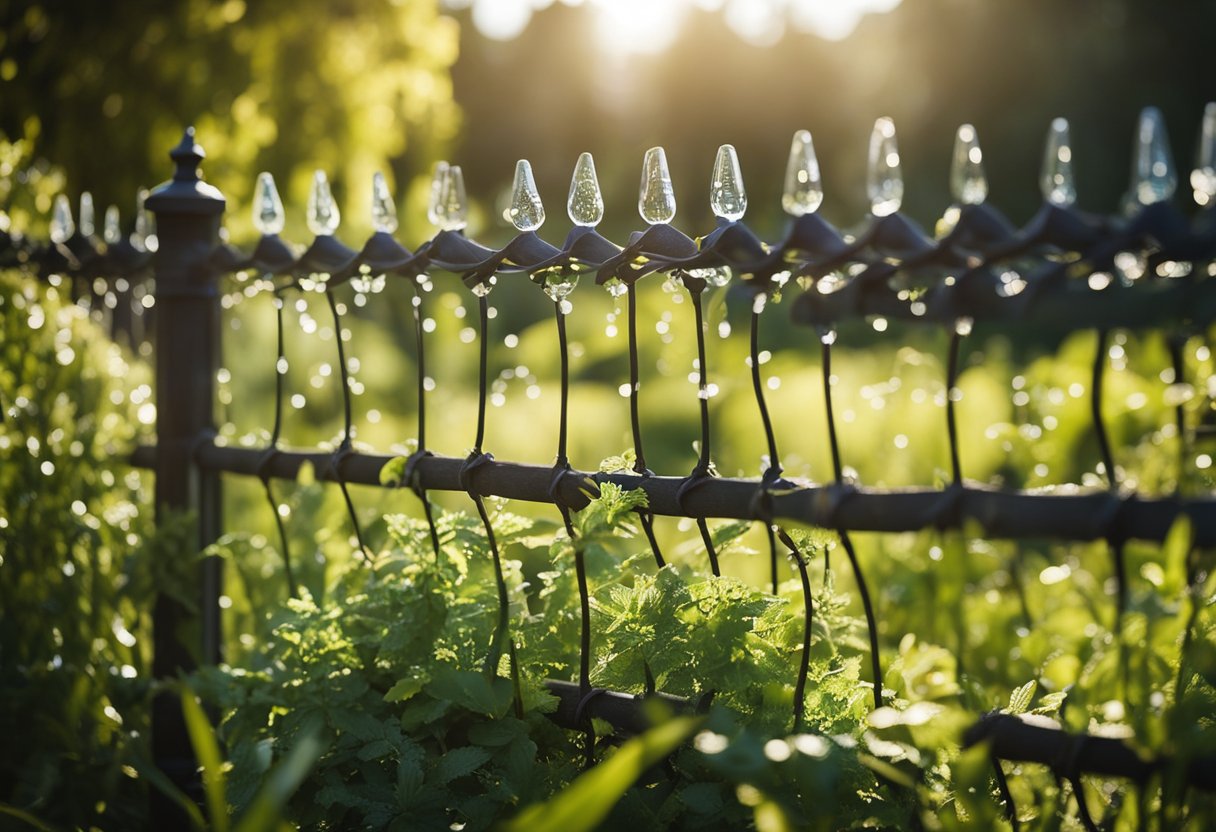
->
[[431, 746, 493, 785], [0, 803, 57, 832], [1007, 680, 1036, 715], [467, 717, 527, 747], [233, 729, 324, 832], [181, 687, 230, 832], [426, 668, 514, 717], [384, 675, 428, 703], [598, 449, 637, 474], [503, 715, 703, 832], [128, 753, 209, 831], [379, 456, 408, 487]]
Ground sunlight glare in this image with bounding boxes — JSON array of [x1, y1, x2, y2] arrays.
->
[[457, 0, 904, 51]]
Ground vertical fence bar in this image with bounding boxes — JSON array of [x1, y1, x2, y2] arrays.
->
[[144, 127, 225, 825]]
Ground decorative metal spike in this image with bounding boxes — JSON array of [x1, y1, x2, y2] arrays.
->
[[567, 152, 604, 227], [79, 192, 95, 237], [1131, 106, 1177, 207], [1192, 102, 1216, 207], [371, 171, 398, 234], [510, 159, 545, 231], [710, 144, 747, 221], [782, 130, 823, 216], [306, 170, 340, 236], [950, 124, 988, 205], [639, 146, 676, 225], [50, 194, 74, 244], [867, 116, 903, 217], [435, 164, 468, 232], [103, 205, 121, 245], [427, 161, 450, 227], [134, 188, 154, 251], [253, 172, 286, 236], [1041, 117, 1076, 207]]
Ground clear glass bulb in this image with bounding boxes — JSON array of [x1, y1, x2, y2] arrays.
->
[[78, 192, 95, 237], [435, 164, 468, 232], [427, 161, 450, 227], [103, 205, 121, 245], [371, 171, 398, 234], [510, 159, 545, 231], [950, 124, 988, 205], [867, 116, 903, 217], [306, 170, 340, 236], [134, 188, 155, 252], [782, 129, 822, 216], [639, 146, 676, 225], [253, 171, 286, 235], [1192, 101, 1216, 206], [50, 194, 74, 244], [1041, 117, 1076, 207], [1131, 106, 1177, 207], [567, 152, 603, 227], [710, 143, 747, 221]]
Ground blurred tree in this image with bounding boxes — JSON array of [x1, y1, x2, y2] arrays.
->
[[0, 0, 461, 240]]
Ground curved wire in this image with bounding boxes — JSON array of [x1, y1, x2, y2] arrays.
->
[[626, 284, 665, 568], [409, 282, 442, 562], [749, 302, 785, 595], [686, 281, 721, 576], [1091, 328, 1128, 695], [262, 287, 297, 599], [325, 289, 371, 562]]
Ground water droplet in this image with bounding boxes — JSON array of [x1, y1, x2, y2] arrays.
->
[[687, 266, 731, 288], [79, 192, 95, 237], [950, 124, 988, 205], [639, 146, 676, 225], [1191, 102, 1216, 206], [782, 130, 822, 216], [427, 161, 450, 227], [510, 159, 545, 231], [307, 170, 340, 236], [276, 357, 289, 374], [818, 326, 837, 345], [710, 143, 747, 221], [1130, 106, 1177, 208], [50, 194, 74, 243], [253, 172, 285, 235], [752, 293, 767, 314], [604, 277, 628, 298], [567, 152, 603, 227], [435, 165, 468, 232], [471, 274, 497, 297], [543, 269, 578, 301], [867, 117, 903, 217], [1041, 118, 1076, 207], [371, 171, 398, 234], [955, 316, 973, 336], [103, 205, 121, 245]]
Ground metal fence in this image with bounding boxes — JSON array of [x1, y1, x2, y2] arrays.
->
[[8, 114, 1216, 826]]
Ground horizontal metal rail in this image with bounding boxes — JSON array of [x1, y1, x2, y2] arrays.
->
[[130, 441, 1216, 545]]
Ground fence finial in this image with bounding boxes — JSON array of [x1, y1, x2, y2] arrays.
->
[[147, 127, 224, 213], [169, 127, 205, 183]]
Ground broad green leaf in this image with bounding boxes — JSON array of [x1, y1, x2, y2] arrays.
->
[[384, 675, 427, 703], [426, 668, 513, 717], [379, 456, 408, 487], [431, 745, 493, 785], [1007, 680, 1036, 715], [181, 687, 230, 832], [503, 715, 703, 832]]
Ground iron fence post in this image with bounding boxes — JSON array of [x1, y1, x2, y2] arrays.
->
[[144, 127, 226, 825]]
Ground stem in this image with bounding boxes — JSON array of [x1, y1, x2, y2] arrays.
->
[[1092, 329, 1117, 489], [750, 306, 780, 471], [627, 286, 647, 473], [840, 529, 883, 709], [326, 290, 354, 448], [821, 337, 843, 483], [474, 294, 490, 453], [792, 551, 813, 733], [946, 328, 963, 485], [270, 291, 286, 446], [264, 479, 297, 599], [691, 285, 712, 473], [555, 300, 570, 466], [411, 284, 441, 563]]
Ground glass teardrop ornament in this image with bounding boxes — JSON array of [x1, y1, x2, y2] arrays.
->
[[50, 194, 74, 244], [1131, 106, 1177, 207], [371, 171, 398, 234], [782, 130, 822, 216], [867, 117, 903, 217], [103, 205, 121, 245], [710, 144, 747, 221], [427, 161, 450, 227], [950, 124, 988, 205], [511, 159, 545, 231], [435, 165, 468, 232], [567, 153, 604, 227], [79, 192, 95, 237], [253, 172, 286, 235], [1041, 118, 1076, 207], [1191, 101, 1216, 206], [639, 146, 676, 225], [306, 170, 340, 236]]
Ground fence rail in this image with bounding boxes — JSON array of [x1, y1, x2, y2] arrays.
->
[[9, 122, 1216, 826]]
